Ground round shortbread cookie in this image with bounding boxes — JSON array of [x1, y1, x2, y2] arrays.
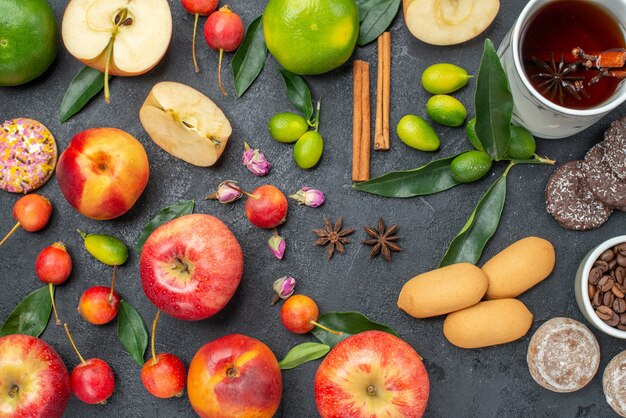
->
[[603, 350, 626, 417], [527, 317, 600, 393], [0, 118, 57, 193]]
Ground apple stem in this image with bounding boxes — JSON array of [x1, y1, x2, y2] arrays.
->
[[49, 283, 61, 326], [103, 38, 114, 104], [0, 222, 20, 248], [218, 48, 227, 96], [192, 13, 200, 73], [367, 385, 377, 396], [224, 183, 259, 199], [150, 310, 161, 364], [108, 265, 117, 303], [7, 384, 18, 398], [310, 320, 343, 336], [64, 323, 86, 365]]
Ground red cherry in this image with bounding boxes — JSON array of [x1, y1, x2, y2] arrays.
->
[[280, 295, 319, 334], [36, 242, 72, 285], [203, 5, 244, 95], [245, 185, 288, 229], [1, 194, 52, 247], [78, 286, 120, 325], [141, 353, 187, 398]]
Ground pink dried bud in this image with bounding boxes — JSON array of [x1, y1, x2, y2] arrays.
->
[[268, 233, 286, 260], [289, 187, 325, 207], [242, 142, 271, 176], [205, 180, 243, 203], [272, 276, 296, 305]]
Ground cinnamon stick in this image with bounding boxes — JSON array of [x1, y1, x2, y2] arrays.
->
[[375, 32, 391, 151], [352, 60, 370, 182]]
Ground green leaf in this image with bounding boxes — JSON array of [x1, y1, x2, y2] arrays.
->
[[440, 171, 509, 267], [311, 312, 399, 347], [135, 200, 195, 252], [474, 39, 513, 161], [232, 16, 267, 97], [356, 0, 401, 46], [278, 342, 330, 370], [1, 286, 52, 337], [353, 155, 462, 197], [117, 300, 148, 366], [279, 69, 314, 122], [60, 65, 110, 123]]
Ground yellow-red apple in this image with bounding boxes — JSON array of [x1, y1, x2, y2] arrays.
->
[[314, 330, 430, 418], [56, 128, 149, 220], [140, 214, 243, 321], [0, 334, 71, 417], [187, 334, 282, 417]]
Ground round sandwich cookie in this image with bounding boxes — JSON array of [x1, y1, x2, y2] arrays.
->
[[0, 118, 57, 193], [527, 317, 600, 393], [585, 142, 626, 210], [603, 350, 626, 417], [602, 118, 626, 180], [545, 160, 612, 231]]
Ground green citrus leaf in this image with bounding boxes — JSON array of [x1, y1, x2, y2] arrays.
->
[[356, 0, 401, 46], [279, 69, 314, 122], [1, 286, 52, 337], [353, 154, 462, 197], [440, 171, 508, 267], [311, 312, 399, 347], [475, 39, 513, 161], [117, 300, 148, 366], [135, 200, 195, 252], [232, 16, 267, 97], [278, 342, 330, 370], [60, 65, 110, 123]]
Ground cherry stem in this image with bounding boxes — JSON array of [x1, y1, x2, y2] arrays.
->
[[109, 265, 117, 303], [49, 283, 61, 326], [64, 323, 86, 365], [0, 222, 20, 248], [224, 183, 259, 199], [310, 320, 343, 336], [150, 310, 161, 364], [313, 100, 321, 132], [218, 48, 227, 96], [192, 13, 200, 73]]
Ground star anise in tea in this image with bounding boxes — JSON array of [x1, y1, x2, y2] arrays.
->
[[532, 52, 588, 104], [313, 216, 355, 260], [362, 218, 403, 262]]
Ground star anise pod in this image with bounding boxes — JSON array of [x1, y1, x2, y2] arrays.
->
[[362, 218, 403, 262], [313, 215, 355, 259], [531, 52, 588, 104]]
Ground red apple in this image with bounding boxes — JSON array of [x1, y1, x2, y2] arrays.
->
[[70, 358, 115, 404], [56, 128, 149, 220], [140, 214, 244, 321], [141, 353, 187, 398], [78, 286, 120, 325], [187, 334, 282, 417], [245, 185, 288, 229], [0, 334, 70, 417], [315, 330, 430, 418]]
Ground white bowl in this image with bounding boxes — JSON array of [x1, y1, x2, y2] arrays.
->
[[575, 236, 626, 339]]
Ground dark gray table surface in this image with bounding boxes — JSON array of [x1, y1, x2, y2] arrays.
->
[[2, 0, 625, 417]]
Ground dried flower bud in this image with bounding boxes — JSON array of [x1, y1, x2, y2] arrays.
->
[[289, 187, 325, 208], [268, 233, 286, 260], [242, 142, 271, 176], [205, 180, 243, 203], [271, 276, 296, 305]]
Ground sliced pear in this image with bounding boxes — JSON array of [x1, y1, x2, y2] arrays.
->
[[139, 82, 232, 167], [403, 0, 500, 46], [62, 0, 172, 76]]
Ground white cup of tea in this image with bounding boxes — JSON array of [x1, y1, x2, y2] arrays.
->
[[497, 0, 626, 139]]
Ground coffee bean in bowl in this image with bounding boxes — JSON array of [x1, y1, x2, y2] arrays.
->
[[527, 317, 600, 393], [575, 236, 626, 339]]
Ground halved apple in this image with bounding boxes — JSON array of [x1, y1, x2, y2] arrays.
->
[[403, 0, 500, 46], [62, 0, 172, 76], [139, 82, 232, 167]]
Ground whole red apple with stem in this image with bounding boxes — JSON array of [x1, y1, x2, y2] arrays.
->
[[280, 294, 341, 335], [315, 330, 430, 418], [141, 310, 187, 398], [0, 194, 52, 247], [78, 284, 120, 325], [181, 0, 218, 72], [36, 242, 72, 325], [203, 5, 244, 95], [241, 185, 288, 229], [140, 214, 243, 321], [0, 334, 71, 417], [63, 324, 115, 404], [187, 334, 282, 417]]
